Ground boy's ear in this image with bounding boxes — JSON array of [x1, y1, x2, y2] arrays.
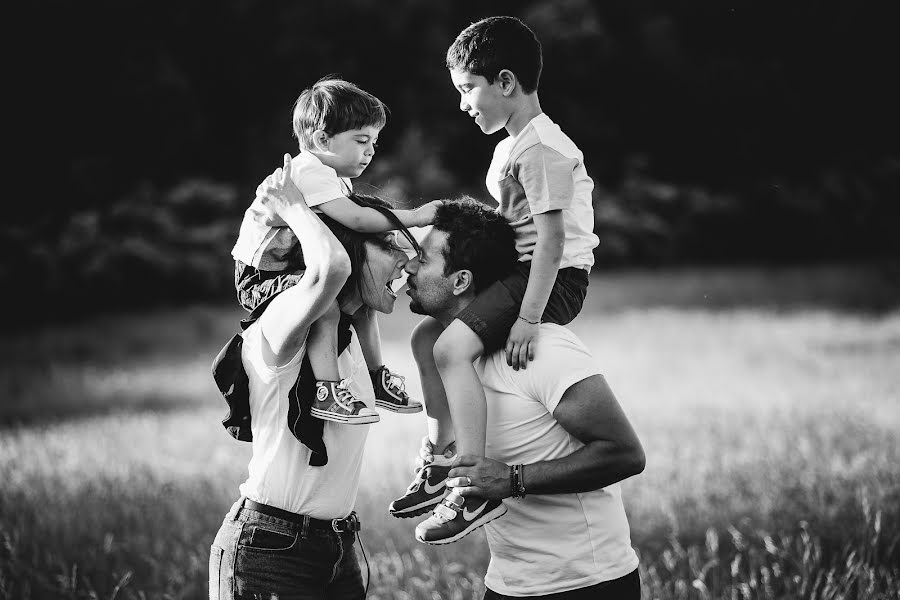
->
[[312, 129, 331, 152], [452, 269, 475, 296], [497, 69, 517, 96]]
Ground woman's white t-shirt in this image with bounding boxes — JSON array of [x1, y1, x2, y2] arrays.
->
[[237, 320, 372, 519]]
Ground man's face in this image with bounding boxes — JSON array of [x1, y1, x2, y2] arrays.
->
[[404, 229, 458, 318], [449, 68, 509, 135]]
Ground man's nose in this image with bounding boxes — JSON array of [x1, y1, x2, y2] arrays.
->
[[459, 97, 469, 112], [404, 258, 419, 274]]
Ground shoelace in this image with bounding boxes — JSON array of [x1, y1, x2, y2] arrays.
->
[[333, 378, 363, 412], [384, 369, 409, 399]]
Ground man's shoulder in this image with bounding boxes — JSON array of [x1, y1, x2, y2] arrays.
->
[[482, 324, 592, 379]]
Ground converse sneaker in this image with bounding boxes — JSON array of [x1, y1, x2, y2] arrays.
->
[[414, 490, 507, 545], [370, 365, 423, 413], [310, 378, 379, 424], [389, 444, 455, 517]]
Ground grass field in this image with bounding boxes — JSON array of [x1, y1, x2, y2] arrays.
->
[[1, 264, 899, 599]]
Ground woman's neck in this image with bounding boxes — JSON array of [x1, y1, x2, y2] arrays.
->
[[339, 295, 363, 316]]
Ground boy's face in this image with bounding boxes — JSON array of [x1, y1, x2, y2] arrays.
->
[[450, 69, 509, 135], [320, 126, 380, 178]]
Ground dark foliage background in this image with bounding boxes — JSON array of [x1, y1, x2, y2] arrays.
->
[[8, 0, 899, 321]]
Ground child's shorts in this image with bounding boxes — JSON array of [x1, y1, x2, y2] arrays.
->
[[455, 262, 590, 353], [234, 260, 305, 312]]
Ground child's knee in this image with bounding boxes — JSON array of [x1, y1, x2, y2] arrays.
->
[[432, 323, 482, 368]]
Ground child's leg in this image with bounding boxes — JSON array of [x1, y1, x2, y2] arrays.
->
[[306, 300, 342, 382], [410, 317, 454, 453], [388, 316, 455, 519], [352, 306, 383, 369], [431, 320, 486, 457], [357, 307, 423, 414]]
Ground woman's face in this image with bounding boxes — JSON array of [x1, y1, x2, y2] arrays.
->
[[359, 233, 410, 314]]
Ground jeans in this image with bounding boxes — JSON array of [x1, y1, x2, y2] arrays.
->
[[484, 568, 640, 599], [210, 499, 365, 600]]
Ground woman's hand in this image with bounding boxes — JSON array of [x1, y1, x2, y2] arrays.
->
[[259, 154, 308, 219]]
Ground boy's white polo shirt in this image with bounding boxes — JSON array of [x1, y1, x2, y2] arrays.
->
[[232, 151, 352, 270], [475, 324, 639, 596]]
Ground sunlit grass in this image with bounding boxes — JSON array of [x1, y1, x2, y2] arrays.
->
[[1, 266, 898, 599]]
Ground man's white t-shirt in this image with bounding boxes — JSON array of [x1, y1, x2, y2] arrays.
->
[[237, 320, 372, 519], [475, 324, 639, 596], [232, 151, 352, 271]]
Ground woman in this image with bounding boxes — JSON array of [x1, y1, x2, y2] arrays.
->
[[209, 155, 414, 599]]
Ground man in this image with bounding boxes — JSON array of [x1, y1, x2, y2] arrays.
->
[[398, 199, 646, 599]]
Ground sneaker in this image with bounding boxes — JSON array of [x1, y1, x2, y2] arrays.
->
[[310, 378, 380, 424], [414, 490, 507, 545], [389, 445, 455, 518], [370, 365, 423, 413]]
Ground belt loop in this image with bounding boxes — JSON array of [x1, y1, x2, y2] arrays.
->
[[232, 497, 246, 521], [301, 514, 310, 538]]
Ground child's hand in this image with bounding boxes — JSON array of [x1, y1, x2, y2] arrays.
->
[[505, 317, 540, 371], [259, 154, 308, 219], [414, 200, 443, 227]]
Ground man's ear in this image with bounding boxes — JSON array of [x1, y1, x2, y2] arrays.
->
[[312, 129, 331, 152], [497, 69, 517, 97], [452, 270, 475, 296]]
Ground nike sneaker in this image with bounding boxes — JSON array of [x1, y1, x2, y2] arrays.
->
[[311, 379, 380, 424], [414, 490, 507, 545], [370, 365, 423, 414], [389, 446, 455, 517]]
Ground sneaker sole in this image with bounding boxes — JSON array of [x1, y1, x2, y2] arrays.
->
[[415, 502, 508, 545], [310, 407, 380, 424], [389, 496, 443, 518], [375, 400, 424, 414]]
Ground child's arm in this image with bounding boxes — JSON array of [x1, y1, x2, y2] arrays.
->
[[318, 196, 441, 232], [505, 209, 565, 370]]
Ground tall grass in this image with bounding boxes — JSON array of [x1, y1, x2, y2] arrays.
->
[[1, 265, 898, 599]]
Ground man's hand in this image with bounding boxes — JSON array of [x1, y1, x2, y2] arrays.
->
[[258, 154, 307, 219], [412, 200, 443, 227], [447, 455, 511, 500], [505, 318, 539, 370]]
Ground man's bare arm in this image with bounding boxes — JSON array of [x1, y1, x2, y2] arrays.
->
[[447, 375, 645, 497]]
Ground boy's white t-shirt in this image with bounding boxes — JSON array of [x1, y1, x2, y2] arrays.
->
[[232, 152, 352, 271], [237, 320, 372, 519], [475, 324, 639, 596], [485, 113, 599, 272]]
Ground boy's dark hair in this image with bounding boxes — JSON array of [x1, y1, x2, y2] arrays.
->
[[319, 193, 419, 304], [432, 197, 517, 294], [446, 16, 542, 94], [292, 77, 388, 150]]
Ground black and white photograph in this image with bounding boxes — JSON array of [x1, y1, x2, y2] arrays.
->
[[2, 1, 898, 598]]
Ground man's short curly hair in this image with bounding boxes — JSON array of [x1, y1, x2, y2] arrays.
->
[[432, 197, 518, 293]]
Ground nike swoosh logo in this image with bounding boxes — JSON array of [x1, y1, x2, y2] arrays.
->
[[462, 501, 488, 521], [423, 478, 447, 495]]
